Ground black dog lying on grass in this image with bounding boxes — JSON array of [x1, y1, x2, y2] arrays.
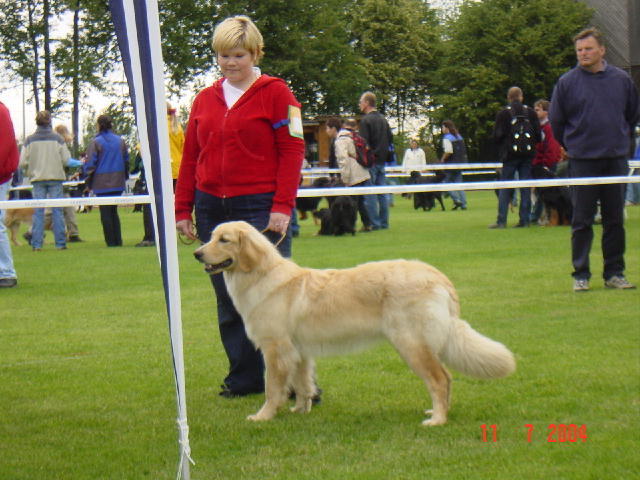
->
[[407, 171, 446, 211], [296, 176, 332, 220], [313, 196, 357, 236], [531, 164, 573, 225]]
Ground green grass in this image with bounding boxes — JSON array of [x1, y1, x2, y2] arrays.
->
[[1, 191, 638, 479]]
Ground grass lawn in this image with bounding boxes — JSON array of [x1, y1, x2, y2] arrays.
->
[[1, 190, 638, 479]]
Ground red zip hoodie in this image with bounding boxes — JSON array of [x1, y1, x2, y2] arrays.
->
[[175, 75, 305, 222], [0, 102, 19, 185]]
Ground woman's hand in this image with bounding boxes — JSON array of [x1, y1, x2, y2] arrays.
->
[[176, 219, 198, 240], [266, 212, 290, 235]]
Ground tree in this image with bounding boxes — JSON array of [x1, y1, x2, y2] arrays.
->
[[54, 0, 119, 154], [158, 0, 218, 92], [351, 0, 440, 131], [429, 0, 593, 161], [212, 0, 368, 115], [0, 0, 119, 153]]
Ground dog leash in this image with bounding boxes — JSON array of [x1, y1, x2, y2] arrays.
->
[[261, 227, 287, 247]]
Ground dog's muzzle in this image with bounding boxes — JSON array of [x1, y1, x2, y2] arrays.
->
[[204, 258, 233, 274], [194, 250, 233, 274]]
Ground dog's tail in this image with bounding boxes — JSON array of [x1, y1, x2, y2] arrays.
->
[[440, 318, 516, 379]]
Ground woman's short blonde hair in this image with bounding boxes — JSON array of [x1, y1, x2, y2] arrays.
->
[[212, 15, 264, 64]]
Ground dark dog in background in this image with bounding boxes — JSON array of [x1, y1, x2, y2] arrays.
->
[[531, 164, 573, 225], [296, 176, 332, 221], [407, 171, 445, 211], [313, 195, 357, 236]]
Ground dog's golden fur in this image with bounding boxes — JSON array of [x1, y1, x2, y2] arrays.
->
[[195, 221, 516, 426], [3, 208, 35, 246]]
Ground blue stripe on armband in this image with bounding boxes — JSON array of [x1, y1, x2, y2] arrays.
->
[[272, 119, 290, 129]]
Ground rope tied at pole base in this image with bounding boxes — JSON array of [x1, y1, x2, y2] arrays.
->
[[176, 418, 195, 480]]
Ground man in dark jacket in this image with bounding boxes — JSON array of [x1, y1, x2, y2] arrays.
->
[[550, 27, 639, 292], [489, 86, 541, 229], [358, 91, 393, 230]]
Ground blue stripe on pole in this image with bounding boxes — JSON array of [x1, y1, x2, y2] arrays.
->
[[108, 1, 192, 477]]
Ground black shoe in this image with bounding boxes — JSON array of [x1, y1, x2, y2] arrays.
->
[[513, 222, 529, 228], [68, 236, 83, 243], [0, 277, 17, 288], [23, 232, 32, 245], [488, 223, 506, 229], [452, 202, 462, 210], [219, 384, 263, 398]]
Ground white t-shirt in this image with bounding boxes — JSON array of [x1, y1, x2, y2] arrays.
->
[[442, 138, 453, 154], [222, 67, 262, 108]]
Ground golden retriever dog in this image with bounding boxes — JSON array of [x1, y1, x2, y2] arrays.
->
[[3, 208, 35, 246], [194, 221, 516, 426]]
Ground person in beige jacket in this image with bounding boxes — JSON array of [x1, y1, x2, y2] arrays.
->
[[19, 111, 70, 250], [333, 118, 376, 231]]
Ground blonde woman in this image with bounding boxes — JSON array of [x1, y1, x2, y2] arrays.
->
[[175, 15, 305, 397]]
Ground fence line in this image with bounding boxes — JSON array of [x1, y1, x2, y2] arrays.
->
[[2, 175, 639, 210]]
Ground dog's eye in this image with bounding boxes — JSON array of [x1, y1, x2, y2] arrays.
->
[[218, 237, 229, 243]]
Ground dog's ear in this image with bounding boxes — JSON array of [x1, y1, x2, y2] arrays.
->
[[236, 229, 262, 273]]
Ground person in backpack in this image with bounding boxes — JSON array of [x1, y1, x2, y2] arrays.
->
[[550, 27, 639, 292], [358, 91, 393, 230], [489, 86, 541, 228], [440, 120, 468, 210], [334, 117, 376, 231]]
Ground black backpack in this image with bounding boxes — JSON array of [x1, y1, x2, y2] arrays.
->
[[508, 105, 536, 156]]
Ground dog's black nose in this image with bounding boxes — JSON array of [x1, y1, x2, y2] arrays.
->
[[194, 251, 203, 261]]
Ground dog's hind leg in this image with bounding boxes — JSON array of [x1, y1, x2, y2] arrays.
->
[[9, 223, 21, 246], [247, 339, 300, 421], [389, 336, 451, 426], [289, 356, 316, 414]]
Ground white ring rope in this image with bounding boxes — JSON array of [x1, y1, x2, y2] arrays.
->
[[2, 176, 638, 209], [2, 161, 638, 209]]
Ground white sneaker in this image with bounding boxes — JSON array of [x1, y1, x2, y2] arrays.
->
[[573, 279, 589, 292]]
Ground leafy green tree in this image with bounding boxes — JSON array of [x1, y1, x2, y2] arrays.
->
[[54, 0, 119, 154], [429, 0, 593, 161], [351, 0, 440, 131], [212, 0, 368, 115], [158, 0, 218, 91]]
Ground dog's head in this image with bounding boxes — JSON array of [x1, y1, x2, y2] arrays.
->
[[193, 221, 273, 275], [312, 176, 332, 188], [409, 171, 422, 181]]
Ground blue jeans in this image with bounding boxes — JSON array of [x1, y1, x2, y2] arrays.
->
[[626, 167, 640, 204], [0, 180, 17, 279], [31, 181, 66, 249], [369, 164, 389, 229], [444, 170, 467, 208], [496, 158, 531, 225], [193, 190, 292, 394], [353, 179, 376, 228]]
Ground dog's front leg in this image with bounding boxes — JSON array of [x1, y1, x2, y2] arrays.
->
[[247, 339, 299, 422], [290, 357, 315, 414]]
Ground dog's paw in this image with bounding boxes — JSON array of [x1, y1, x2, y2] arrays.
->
[[290, 399, 312, 414], [421, 417, 446, 427], [247, 413, 273, 422]]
